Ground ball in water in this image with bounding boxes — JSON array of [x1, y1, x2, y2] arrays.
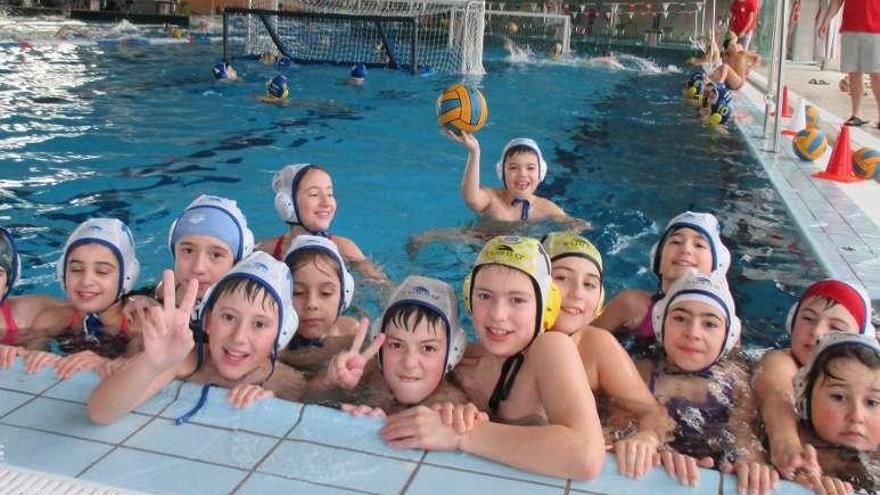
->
[[805, 104, 819, 129], [853, 147, 880, 179], [506, 21, 519, 33], [792, 128, 827, 161], [436, 83, 488, 134]]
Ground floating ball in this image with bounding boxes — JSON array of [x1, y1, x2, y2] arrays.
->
[[853, 147, 880, 179], [805, 104, 819, 129], [436, 83, 488, 134], [793, 128, 827, 161], [506, 21, 519, 33]]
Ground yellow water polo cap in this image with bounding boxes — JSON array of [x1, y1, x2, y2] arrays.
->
[[542, 231, 605, 318], [463, 235, 560, 338]]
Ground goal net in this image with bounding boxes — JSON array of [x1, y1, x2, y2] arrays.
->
[[484, 10, 571, 57], [223, 0, 485, 74]]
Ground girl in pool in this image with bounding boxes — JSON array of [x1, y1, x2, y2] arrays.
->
[[380, 236, 606, 480], [279, 235, 359, 374], [308, 275, 471, 416], [753, 279, 875, 479], [542, 231, 675, 479], [792, 333, 880, 494], [0, 227, 67, 368], [259, 163, 385, 280], [24, 218, 142, 379], [637, 269, 778, 493], [88, 252, 306, 424], [593, 211, 731, 342]]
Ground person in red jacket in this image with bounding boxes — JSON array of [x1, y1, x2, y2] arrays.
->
[[819, 0, 880, 127], [730, 0, 759, 49]]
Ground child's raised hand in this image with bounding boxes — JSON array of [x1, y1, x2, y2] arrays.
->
[[0, 344, 21, 369], [614, 430, 660, 480], [442, 129, 480, 154], [722, 459, 780, 495], [141, 270, 199, 372], [327, 318, 384, 390], [431, 402, 489, 434], [23, 350, 60, 374], [657, 448, 713, 487], [54, 350, 108, 379], [340, 403, 386, 418], [227, 383, 274, 409]]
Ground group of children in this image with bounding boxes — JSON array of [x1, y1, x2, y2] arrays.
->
[[0, 117, 878, 494]]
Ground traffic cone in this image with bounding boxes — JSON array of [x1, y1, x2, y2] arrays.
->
[[781, 86, 793, 118], [812, 124, 863, 183], [782, 97, 806, 136]]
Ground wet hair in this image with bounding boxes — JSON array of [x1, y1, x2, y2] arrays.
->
[[382, 303, 446, 335], [801, 343, 880, 431], [202, 276, 278, 317], [502, 145, 539, 166], [285, 248, 341, 280]]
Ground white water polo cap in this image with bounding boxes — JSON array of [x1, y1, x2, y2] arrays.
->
[[273, 164, 326, 225], [168, 195, 255, 263], [57, 218, 140, 299], [372, 275, 467, 373], [785, 279, 875, 338], [0, 227, 21, 303], [283, 234, 354, 316], [650, 211, 731, 278], [464, 236, 560, 338], [495, 138, 549, 185], [793, 332, 880, 421], [652, 269, 741, 365], [199, 251, 298, 352]]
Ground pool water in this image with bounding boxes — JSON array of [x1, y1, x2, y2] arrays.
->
[[0, 21, 827, 350]]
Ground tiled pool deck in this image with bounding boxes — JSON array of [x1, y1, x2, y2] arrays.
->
[[0, 359, 815, 495], [736, 76, 880, 302]]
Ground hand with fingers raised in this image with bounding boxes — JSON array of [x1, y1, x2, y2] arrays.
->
[[140, 270, 199, 373], [443, 129, 480, 155], [327, 318, 385, 390]]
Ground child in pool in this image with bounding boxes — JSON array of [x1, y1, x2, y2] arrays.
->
[[307, 275, 469, 415], [636, 269, 778, 493], [24, 219, 142, 379], [258, 163, 385, 280], [380, 236, 606, 480], [212, 62, 238, 81], [593, 211, 731, 342], [0, 227, 67, 367], [447, 132, 567, 222], [753, 279, 875, 479], [278, 235, 359, 374], [259, 74, 289, 104], [541, 232, 675, 479], [87, 252, 306, 424], [791, 333, 880, 494]]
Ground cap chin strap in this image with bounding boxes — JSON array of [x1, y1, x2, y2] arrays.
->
[[511, 198, 531, 221]]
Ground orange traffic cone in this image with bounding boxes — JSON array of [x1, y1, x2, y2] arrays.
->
[[812, 124, 863, 183], [781, 86, 793, 118]]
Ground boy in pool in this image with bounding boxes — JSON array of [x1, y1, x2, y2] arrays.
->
[[791, 333, 880, 494], [212, 62, 238, 81], [279, 235, 359, 374], [307, 275, 470, 415], [259, 74, 289, 104], [707, 33, 761, 91], [753, 279, 875, 479], [448, 131, 567, 222], [380, 236, 606, 480], [87, 252, 306, 424]]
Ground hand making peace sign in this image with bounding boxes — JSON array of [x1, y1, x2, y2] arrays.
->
[[327, 317, 385, 390]]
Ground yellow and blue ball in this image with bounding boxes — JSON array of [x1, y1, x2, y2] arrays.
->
[[436, 83, 488, 135], [853, 147, 880, 179], [793, 128, 827, 161], [805, 104, 819, 129]]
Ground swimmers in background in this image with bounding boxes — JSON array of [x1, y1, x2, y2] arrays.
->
[[792, 333, 880, 494], [279, 235, 359, 373], [447, 132, 567, 222], [87, 253, 306, 424], [260, 51, 277, 65], [0, 227, 66, 367], [594, 211, 731, 342], [309, 275, 470, 416], [381, 236, 606, 480], [636, 269, 778, 493], [754, 279, 875, 479], [258, 163, 386, 281], [25, 219, 142, 379]]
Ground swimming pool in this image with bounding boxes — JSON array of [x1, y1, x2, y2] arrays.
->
[[0, 17, 829, 352]]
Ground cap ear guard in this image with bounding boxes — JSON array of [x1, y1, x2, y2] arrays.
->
[[272, 164, 317, 224], [543, 283, 561, 331]]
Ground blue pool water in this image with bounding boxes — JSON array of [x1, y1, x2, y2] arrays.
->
[[0, 24, 827, 350]]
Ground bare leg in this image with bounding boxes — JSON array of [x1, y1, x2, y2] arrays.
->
[[871, 73, 880, 123], [849, 71, 863, 118]]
